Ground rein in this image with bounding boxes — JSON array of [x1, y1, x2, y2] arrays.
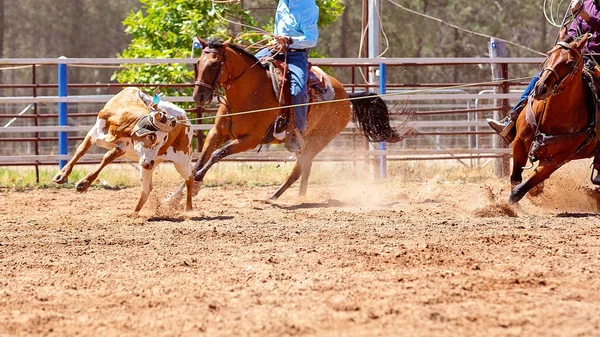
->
[[539, 41, 582, 96], [525, 41, 595, 163], [194, 46, 260, 94]]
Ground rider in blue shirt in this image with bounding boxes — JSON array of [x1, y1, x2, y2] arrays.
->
[[255, 0, 319, 152]]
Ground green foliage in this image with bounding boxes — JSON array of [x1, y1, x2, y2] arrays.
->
[[114, 0, 345, 90], [316, 0, 345, 27], [113, 0, 256, 94]]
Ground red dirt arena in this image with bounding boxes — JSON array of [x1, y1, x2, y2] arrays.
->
[[1, 161, 600, 337]]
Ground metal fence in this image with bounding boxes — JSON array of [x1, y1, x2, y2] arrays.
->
[[0, 57, 545, 177]]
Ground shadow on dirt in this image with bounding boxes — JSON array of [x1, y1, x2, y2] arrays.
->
[[272, 199, 347, 210], [555, 212, 600, 218], [146, 215, 234, 222]]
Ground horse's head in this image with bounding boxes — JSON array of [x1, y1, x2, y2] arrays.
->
[[192, 38, 228, 107], [533, 27, 589, 100]]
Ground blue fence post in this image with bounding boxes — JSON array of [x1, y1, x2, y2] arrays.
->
[[58, 56, 68, 169], [378, 62, 387, 179]]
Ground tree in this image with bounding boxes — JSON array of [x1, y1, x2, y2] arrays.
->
[[113, 0, 344, 94], [113, 0, 257, 94]]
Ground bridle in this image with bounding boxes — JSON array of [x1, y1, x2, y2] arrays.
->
[[194, 47, 224, 95], [193, 45, 259, 94], [539, 41, 583, 96], [525, 40, 595, 164]]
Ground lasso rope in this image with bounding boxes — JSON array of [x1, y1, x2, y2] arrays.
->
[[186, 75, 534, 122], [384, 0, 547, 57]]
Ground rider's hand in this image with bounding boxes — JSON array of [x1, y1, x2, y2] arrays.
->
[[274, 35, 293, 47], [571, 0, 584, 13]]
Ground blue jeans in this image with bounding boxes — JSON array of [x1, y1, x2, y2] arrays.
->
[[511, 72, 540, 119], [255, 48, 309, 131]]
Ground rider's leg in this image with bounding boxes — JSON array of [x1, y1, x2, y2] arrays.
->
[[487, 73, 540, 143], [285, 50, 309, 153]]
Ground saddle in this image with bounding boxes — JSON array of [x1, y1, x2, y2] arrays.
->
[[262, 58, 334, 142]]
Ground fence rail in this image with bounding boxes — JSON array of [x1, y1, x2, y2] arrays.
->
[[0, 56, 545, 175]]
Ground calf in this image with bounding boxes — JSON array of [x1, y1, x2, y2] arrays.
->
[[52, 87, 195, 212]]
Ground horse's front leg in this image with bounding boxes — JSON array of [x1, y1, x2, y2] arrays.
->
[[194, 135, 259, 182], [509, 158, 563, 203], [167, 127, 230, 204], [510, 136, 530, 186]]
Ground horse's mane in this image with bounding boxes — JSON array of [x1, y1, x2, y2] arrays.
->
[[206, 37, 258, 63]]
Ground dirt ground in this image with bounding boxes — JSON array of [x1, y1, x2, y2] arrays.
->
[[1, 162, 600, 337]]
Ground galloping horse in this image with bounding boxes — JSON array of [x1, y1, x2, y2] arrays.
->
[[169, 38, 409, 203], [510, 29, 599, 203]]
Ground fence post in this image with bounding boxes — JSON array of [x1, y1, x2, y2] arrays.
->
[[488, 39, 510, 176], [58, 56, 68, 169], [378, 62, 387, 179]]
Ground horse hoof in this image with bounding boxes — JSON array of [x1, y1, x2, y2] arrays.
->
[[508, 191, 523, 204], [75, 180, 91, 192], [53, 173, 66, 184]]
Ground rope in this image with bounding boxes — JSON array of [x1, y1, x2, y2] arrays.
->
[[186, 75, 534, 122], [544, 0, 572, 27], [210, 0, 269, 35], [0, 65, 36, 71], [68, 64, 126, 69], [384, 0, 547, 57]]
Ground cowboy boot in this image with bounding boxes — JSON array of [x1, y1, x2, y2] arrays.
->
[[284, 128, 306, 154], [487, 116, 515, 144], [486, 100, 527, 144]]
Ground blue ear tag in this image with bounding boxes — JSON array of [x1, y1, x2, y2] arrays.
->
[[152, 94, 161, 104]]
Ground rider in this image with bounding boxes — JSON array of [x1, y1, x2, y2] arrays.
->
[[487, 0, 600, 183], [488, 0, 600, 142], [255, 0, 319, 153]]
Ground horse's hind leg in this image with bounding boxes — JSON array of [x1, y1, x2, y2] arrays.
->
[[298, 158, 314, 196], [270, 142, 322, 200], [270, 161, 303, 201]]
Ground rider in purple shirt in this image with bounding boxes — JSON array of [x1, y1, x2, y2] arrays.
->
[[487, 0, 600, 184], [488, 0, 600, 141], [570, 0, 600, 54]]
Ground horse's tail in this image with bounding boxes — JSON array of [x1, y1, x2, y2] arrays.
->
[[349, 92, 411, 143]]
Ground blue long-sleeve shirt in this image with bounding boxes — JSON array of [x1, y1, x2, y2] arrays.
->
[[274, 0, 319, 49]]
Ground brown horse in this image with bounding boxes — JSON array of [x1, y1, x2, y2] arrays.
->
[[169, 38, 409, 203], [509, 29, 598, 203]]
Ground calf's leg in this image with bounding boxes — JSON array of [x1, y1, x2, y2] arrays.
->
[[53, 134, 94, 184], [75, 146, 125, 192], [134, 168, 154, 213]]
